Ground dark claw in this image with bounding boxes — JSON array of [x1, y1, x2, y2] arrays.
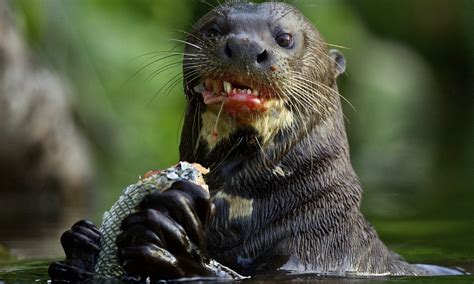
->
[[49, 220, 101, 282], [71, 222, 101, 244], [72, 220, 101, 235]]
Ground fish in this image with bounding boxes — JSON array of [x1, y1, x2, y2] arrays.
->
[[93, 161, 245, 280]]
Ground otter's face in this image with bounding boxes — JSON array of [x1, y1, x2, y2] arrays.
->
[[183, 2, 345, 149]]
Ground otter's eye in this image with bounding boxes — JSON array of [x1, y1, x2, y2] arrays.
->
[[275, 33, 294, 48], [204, 26, 222, 38]]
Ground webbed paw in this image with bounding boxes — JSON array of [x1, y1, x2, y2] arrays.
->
[[117, 181, 215, 281], [49, 220, 101, 282]]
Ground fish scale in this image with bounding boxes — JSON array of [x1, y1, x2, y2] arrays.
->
[[93, 162, 246, 280]]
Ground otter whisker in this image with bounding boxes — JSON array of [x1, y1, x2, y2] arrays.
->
[[279, 82, 317, 171], [147, 61, 186, 82], [290, 76, 334, 107], [182, 65, 212, 75], [200, 0, 216, 9], [326, 43, 351, 50], [169, 39, 203, 50], [288, 71, 353, 111], [192, 97, 202, 157], [182, 71, 208, 87], [164, 74, 186, 97], [200, 0, 227, 17], [285, 82, 327, 116], [254, 135, 272, 164], [148, 72, 183, 104], [209, 136, 244, 174], [289, 91, 323, 119], [152, 62, 210, 83], [215, 0, 226, 9], [309, 79, 356, 112], [135, 51, 205, 62], [182, 60, 212, 67], [182, 54, 208, 59], [293, 99, 316, 171], [183, 65, 216, 82], [290, 75, 353, 123], [124, 53, 192, 87], [141, 52, 204, 66], [175, 29, 211, 48], [274, 84, 303, 143], [182, 69, 201, 81], [212, 101, 226, 143]]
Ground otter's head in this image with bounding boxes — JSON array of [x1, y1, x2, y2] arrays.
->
[[182, 1, 346, 155]]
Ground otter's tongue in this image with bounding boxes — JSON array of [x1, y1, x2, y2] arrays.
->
[[224, 90, 266, 117]]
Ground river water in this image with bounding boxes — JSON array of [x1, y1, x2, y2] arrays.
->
[[0, 204, 472, 283]]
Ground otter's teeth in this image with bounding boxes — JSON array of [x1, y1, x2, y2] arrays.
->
[[223, 81, 232, 94], [246, 89, 252, 95]]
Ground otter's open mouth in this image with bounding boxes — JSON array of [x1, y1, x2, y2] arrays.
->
[[194, 79, 269, 118]]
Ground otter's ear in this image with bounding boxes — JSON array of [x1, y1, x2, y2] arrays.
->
[[329, 49, 346, 79]]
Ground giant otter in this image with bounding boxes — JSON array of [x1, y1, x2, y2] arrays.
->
[[49, 1, 456, 281]]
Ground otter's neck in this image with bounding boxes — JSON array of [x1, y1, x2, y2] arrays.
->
[[180, 95, 358, 198]]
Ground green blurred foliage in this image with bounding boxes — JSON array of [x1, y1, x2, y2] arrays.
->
[[10, 0, 473, 231]]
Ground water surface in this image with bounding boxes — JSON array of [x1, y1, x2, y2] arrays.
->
[[0, 219, 472, 283]]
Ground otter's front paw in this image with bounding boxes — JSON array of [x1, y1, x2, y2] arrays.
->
[[117, 181, 215, 281], [49, 220, 101, 282]]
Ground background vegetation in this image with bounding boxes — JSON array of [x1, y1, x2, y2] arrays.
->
[[2, 0, 473, 268]]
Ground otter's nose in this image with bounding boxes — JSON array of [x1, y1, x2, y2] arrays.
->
[[224, 36, 269, 66]]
